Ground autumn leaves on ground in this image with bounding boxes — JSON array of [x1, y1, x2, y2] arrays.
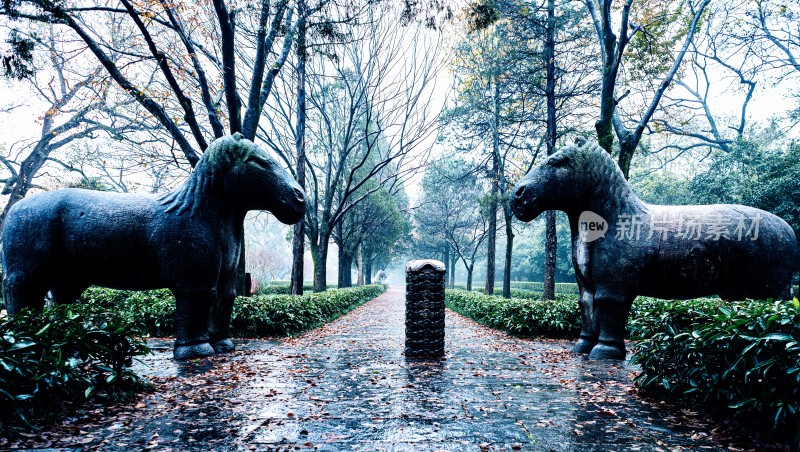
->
[[0, 287, 769, 451]]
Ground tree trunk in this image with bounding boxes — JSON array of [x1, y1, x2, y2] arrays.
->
[[443, 245, 450, 289], [502, 210, 513, 299], [290, 0, 308, 296], [542, 0, 558, 301], [356, 252, 364, 286], [450, 251, 457, 289], [466, 265, 473, 291], [364, 254, 372, 285], [594, 0, 624, 155], [313, 242, 328, 292], [485, 77, 500, 295], [543, 211, 557, 300], [618, 135, 636, 180], [344, 254, 352, 287], [337, 245, 347, 288]]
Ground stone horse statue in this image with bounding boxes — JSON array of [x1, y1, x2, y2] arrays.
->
[[510, 138, 799, 360], [2, 133, 305, 360]]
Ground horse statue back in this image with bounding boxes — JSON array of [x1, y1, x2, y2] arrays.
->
[[510, 138, 799, 359], [2, 133, 305, 360]]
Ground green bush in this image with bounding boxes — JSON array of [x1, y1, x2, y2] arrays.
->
[[79, 288, 175, 336], [509, 281, 581, 295], [80, 285, 386, 338], [452, 282, 580, 295], [630, 298, 800, 446], [445, 289, 581, 338], [232, 285, 386, 336], [257, 283, 335, 295], [0, 304, 152, 435]]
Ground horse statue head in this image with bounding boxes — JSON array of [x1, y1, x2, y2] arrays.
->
[[510, 137, 632, 221], [160, 133, 305, 224]]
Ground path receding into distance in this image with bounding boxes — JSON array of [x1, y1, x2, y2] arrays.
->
[[6, 286, 759, 451]]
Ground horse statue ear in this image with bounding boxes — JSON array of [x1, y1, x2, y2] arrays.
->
[[232, 132, 243, 140]]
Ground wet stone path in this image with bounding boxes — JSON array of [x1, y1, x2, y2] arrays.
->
[[12, 287, 753, 450]]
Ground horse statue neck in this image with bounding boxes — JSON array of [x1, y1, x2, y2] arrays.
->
[[577, 143, 647, 219], [159, 156, 235, 218]]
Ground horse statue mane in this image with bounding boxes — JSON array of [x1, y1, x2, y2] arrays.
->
[[159, 133, 254, 216], [560, 137, 645, 215]]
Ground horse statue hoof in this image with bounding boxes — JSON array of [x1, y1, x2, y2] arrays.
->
[[174, 342, 216, 360], [572, 338, 596, 354], [211, 338, 236, 354], [588, 342, 626, 360]]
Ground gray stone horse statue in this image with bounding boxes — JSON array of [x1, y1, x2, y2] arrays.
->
[[2, 133, 305, 360], [510, 138, 799, 359]]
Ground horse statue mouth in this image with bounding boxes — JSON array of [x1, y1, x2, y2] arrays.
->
[[273, 189, 306, 225], [510, 188, 539, 222]]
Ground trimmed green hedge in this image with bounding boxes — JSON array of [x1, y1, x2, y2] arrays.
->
[[79, 285, 386, 338], [231, 284, 386, 336], [0, 304, 152, 435], [445, 289, 581, 338], [452, 282, 580, 295], [257, 283, 336, 295], [630, 298, 800, 446]]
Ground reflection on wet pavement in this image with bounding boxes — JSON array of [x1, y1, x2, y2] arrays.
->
[[31, 287, 738, 450]]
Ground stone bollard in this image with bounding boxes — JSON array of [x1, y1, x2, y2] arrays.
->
[[405, 259, 446, 358]]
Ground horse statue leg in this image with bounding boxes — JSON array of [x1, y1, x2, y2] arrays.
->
[[209, 279, 236, 354], [588, 291, 634, 360], [2, 272, 50, 316], [573, 285, 598, 354], [172, 287, 216, 360]]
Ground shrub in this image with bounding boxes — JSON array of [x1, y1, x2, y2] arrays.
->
[[630, 298, 800, 446], [452, 282, 580, 295], [445, 289, 581, 338], [80, 285, 386, 338], [256, 284, 335, 295], [79, 288, 175, 336], [231, 285, 386, 336], [0, 304, 152, 435], [509, 281, 581, 295]]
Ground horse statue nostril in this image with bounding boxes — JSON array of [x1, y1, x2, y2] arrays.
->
[[294, 188, 305, 201], [515, 185, 526, 197]]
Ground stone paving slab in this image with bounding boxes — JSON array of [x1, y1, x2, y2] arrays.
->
[[5, 287, 749, 450]]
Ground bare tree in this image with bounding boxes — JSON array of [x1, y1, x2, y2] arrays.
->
[[581, 0, 710, 178], [415, 157, 489, 291], [262, 3, 444, 291], [0, 28, 154, 229]]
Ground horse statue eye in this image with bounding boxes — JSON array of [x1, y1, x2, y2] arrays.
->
[[548, 155, 570, 167], [245, 155, 271, 169]]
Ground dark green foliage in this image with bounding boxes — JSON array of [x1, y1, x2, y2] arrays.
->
[[0, 304, 152, 435], [230, 285, 386, 337], [445, 289, 581, 338], [630, 298, 800, 445], [256, 283, 335, 295], [465, 0, 500, 31], [452, 282, 580, 295], [2, 29, 36, 80], [689, 138, 800, 235], [80, 285, 385, 338], [79, 288, 176, 337], [509, 281, 580, 295]]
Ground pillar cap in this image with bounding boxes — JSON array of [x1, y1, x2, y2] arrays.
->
[[406, 259, 446, 273]]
